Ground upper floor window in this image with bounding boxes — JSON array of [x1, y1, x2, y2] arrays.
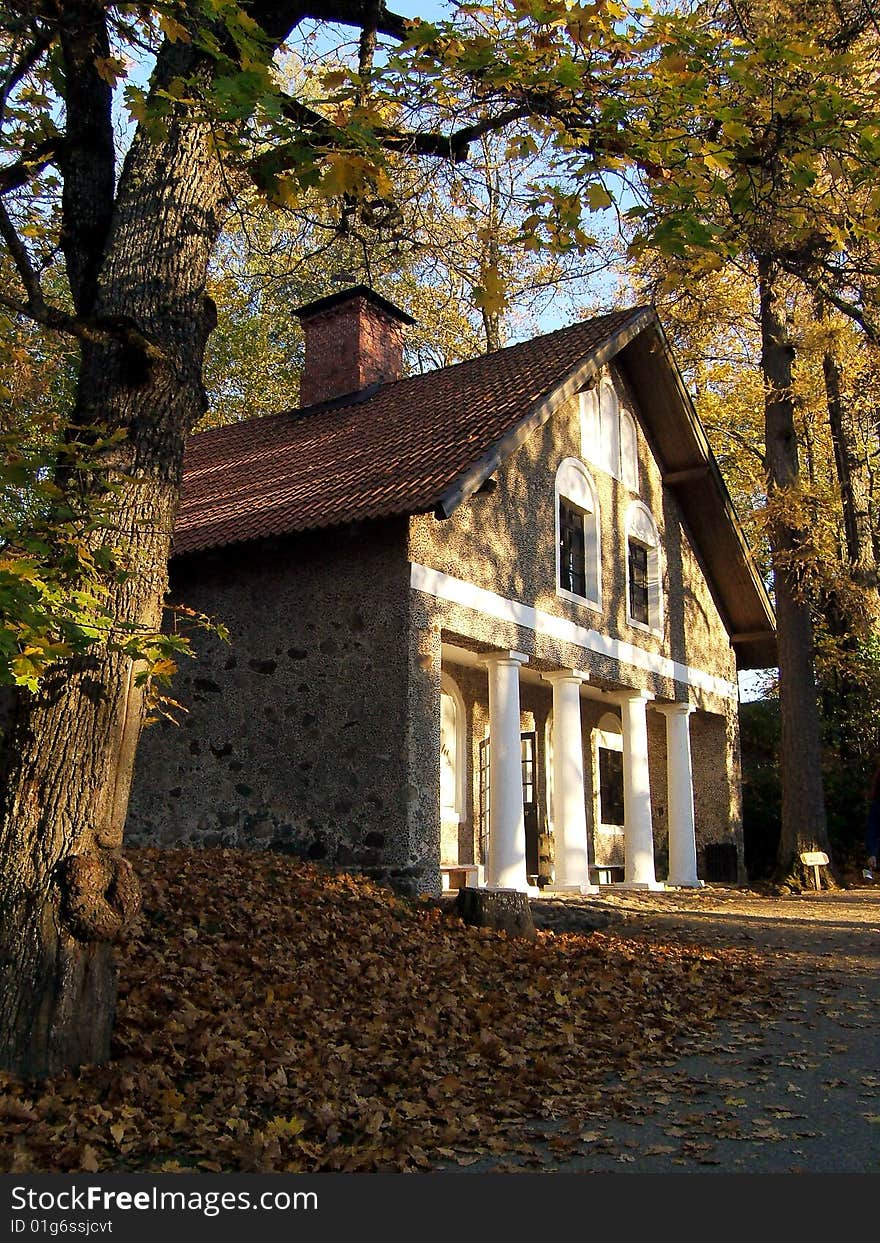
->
[[555, 458, 601, 610], [579, 374, 639, 491], [560, 499, 587, 597], [628, 541, 649, 626], [625, 501, 662, 634]]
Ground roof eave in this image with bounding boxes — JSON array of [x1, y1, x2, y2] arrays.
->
[[434, 307, 655, 520], [618, 320, 777, 668]]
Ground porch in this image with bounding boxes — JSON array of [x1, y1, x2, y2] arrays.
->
[[439, 641, 708, 896]]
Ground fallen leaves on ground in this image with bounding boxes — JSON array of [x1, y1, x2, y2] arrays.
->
[[0, 847, 780, 1173]]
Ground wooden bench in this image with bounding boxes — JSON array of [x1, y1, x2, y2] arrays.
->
[[440, 864, 481, 891]]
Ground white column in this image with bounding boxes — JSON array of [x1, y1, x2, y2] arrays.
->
[[619, 691, 662, 889], [655, 703, 702, 888], [543, 671, 597, 894], [479, 651, 529, 892]]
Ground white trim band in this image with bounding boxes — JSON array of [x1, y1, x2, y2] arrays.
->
[[410, 562, 737, 701]]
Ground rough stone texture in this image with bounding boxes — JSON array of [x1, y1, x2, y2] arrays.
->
[[405, 604, 442, 894], [407, 361, 745, 880], [125, 519, 427, 887], [691, 708, 746, 882], [455, 887, 537, 940]]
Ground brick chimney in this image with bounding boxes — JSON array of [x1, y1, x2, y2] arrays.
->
[[294, 285, 415, 407]]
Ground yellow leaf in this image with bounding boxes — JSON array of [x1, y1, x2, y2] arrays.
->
[[585, 183, 613, 211], [94, 57, 127, 87], [81, 1145, 100, 1173], [160, 15, 191, 43]]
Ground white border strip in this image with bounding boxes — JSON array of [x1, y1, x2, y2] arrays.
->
[[410, 562, 737, 701]]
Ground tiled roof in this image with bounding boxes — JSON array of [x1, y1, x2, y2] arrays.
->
[[173, 308, 646, 556]]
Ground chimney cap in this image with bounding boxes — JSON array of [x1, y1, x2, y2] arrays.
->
[[293, 284, 416, 327]]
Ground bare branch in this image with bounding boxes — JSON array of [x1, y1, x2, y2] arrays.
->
[[249, 92, 536, 189], [0, 25, 55, 129]]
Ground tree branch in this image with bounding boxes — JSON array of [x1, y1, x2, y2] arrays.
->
[[776, 254, 880, 344], [0, 288, 166, 360], [0, 137, 63, 196], [0, 25, 55, 130], [0, 199, 45, 310], [299, 1, 410, 41], [249, 90, 536, 189]]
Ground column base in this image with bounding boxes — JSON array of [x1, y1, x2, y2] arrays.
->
[[542, 884, 601, 896], [666, 878, 705, 889], [615, 880, 666, 892]]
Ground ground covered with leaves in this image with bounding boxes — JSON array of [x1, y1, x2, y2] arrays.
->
[[0, 848, 780, 1173]]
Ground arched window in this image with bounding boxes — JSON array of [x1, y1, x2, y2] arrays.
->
[[580, 373, 638, 488], [579, 386, 600, 463], [619, 407, 639, 492], [440, 672, 466, 827], [555, 458, 601, 610], [625, 501, 662, 634], [598, 376, 620, 479]]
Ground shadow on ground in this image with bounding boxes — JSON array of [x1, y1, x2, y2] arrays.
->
[[437, 887, 880, 1173]]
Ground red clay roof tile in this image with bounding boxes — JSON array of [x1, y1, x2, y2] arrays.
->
[[173, 308, 645, 556]]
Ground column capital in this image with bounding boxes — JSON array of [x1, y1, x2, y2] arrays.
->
[[605, 687, 654, 706], [653, 701, 694, 717], [477, 650, 529, 669], [541, 668, 590, 686]]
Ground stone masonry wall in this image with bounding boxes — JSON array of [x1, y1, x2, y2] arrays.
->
[[126, 519, 420, 887]]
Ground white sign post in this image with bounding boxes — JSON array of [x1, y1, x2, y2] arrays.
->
[[800, 850, 830, 891]]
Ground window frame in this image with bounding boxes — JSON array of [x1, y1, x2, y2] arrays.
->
[[627, 539, 650, 627], [554, 457, 602, 612], [579, 374, 639, 492], [592, 717, 625, 834], [625, 500, 663, 635]]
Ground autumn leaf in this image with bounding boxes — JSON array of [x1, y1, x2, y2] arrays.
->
[[0, 848, 786, 1175]]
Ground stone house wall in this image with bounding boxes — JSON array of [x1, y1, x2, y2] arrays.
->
[[408, 362, 739, 698], [126, 518, 427, 888]]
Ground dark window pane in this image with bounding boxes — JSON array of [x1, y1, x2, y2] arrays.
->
[[479, 738, 491, 862], [559, 499, 587, 597], [628, 539, 649, 625], [599, 747, 625, 825]]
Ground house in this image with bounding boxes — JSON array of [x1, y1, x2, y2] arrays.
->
[[125, 286, 776, 896]]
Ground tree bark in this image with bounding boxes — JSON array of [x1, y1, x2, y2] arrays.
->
[[0, 84, 226, 1076], [818, 311, 880, 604], [757, 255, 833, 887]]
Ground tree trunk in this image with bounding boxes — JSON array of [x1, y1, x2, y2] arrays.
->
[[819, 313, 880, 604], [757, 256, 833, 887], [0, 106, 225, 1077]]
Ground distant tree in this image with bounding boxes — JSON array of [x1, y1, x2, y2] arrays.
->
[[624, 0, 880, 887]]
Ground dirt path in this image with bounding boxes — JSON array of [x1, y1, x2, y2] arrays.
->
[[443, 885, 880, 1173]]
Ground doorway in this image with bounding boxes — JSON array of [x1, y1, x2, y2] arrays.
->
[[478, 732, 541, 883]]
